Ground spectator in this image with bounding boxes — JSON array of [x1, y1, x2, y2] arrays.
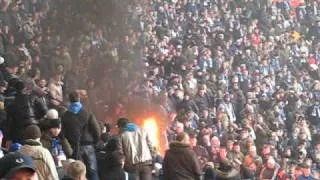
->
[[40, 116, 73, 178], [117, 118, 154, 180], [40, 116, 73, 158], [63, 160, 87, 180], [102, 151, 135, 180], [213, 160, 241, 180], [7, 80, 46, 143], [19, 125, 59, 180], [0, 152, 38, 180], [61, 91, 101, 180], [259, 157, 280, 180], [298, 164, 315, 180], [163, 132, 202, 180]]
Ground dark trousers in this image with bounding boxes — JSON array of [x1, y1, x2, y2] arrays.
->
[[125, 164, 153, 180], [80, 145, 99, 180]]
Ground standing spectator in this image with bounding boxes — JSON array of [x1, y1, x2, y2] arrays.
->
[[61, 91, 101, 180], [117, 118, 154, 180], [41, 116, 73, 179], [7, 80, 46, 143], [19, 125, 59, 180], [48, 73, 64, 110], [163, 132, 202, 180]]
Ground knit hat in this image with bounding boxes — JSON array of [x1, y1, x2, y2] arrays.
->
[[47, 119, 61, 129], [46, 109, 59, 119], [23, 125, 41, 140]]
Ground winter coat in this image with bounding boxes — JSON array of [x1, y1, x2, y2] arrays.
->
[[19, 139, 59, 180], [117, 123, 153, 170], [61, 102, 101, 156], [7, 93, 47, 142], [40, 132, 73, 158], [163, 141, 202, 180]]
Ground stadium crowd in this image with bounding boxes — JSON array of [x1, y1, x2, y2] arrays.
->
[[0, 0, 320, 179]]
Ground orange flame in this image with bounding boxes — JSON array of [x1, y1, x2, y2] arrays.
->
[[142, 117, 160, 150]]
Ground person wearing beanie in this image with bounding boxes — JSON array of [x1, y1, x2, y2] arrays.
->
[[163, 132, 202, 180], [19, 125, 59, 180], [40, 117, 73, 172]]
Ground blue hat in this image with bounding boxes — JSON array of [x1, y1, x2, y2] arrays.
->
[[9, 143, 22, 152], [0, 152, 36, 178]]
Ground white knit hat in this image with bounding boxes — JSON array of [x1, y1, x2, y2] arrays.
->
[[46, 109, 59, 119]]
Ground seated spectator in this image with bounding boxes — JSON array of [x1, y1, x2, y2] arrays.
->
[[0, 152, 38, 180]]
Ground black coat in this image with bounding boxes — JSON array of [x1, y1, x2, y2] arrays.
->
[[61, 108, 101, 156], [7, 93, 47, 142]]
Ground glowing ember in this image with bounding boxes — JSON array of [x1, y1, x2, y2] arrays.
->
[[142, 118, 160, 150]]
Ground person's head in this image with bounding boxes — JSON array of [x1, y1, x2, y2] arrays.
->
[[226, 140, 234, 151], [27, 68, 40, 80], [175, 121, 184, 133], [67, 160, 86, 180], [233, 143, 241, 153], [15, 80, 25, 93], [47, 119, 62, 137], [117, 118, 129, 129], [189, 133, 197, 147], [111, 151, 125, 168], [23, 125, 41, 141], [219, 147, 227, 160], [69, 91, 80, 103], [46, 109, 59, 120], [248, 145, 257, 157], [0, 152, 38, 180], [266, 157, 276, 169], [176, 132, 189, 144], [302, 164, 311, 177], [37, 78, 47, 88], [211, 136, 220, 148]]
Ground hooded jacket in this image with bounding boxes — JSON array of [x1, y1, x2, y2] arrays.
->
[[117, 123, 153, 170], [163, 141, 202, 180], [61, 102, 101, 152]]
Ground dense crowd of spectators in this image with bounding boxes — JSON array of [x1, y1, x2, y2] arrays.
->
[[0, 0, 319, 179]]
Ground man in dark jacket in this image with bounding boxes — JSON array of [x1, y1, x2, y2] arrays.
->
[[163, 132, 202, 180], [7, 80, 47, 143], [61, 91, 101, 180]]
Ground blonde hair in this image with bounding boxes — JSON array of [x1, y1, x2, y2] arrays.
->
[[67, 160, 86, 180]]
